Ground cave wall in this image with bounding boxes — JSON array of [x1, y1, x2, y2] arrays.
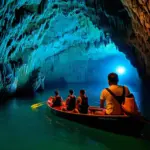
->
[[85, 0, 150, 80], [0, 0, 119, 85], [0, 0, 149, 87], [122, 0, 150, 78]]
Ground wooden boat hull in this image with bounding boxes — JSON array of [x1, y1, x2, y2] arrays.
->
[[47, 103, 145, 136]]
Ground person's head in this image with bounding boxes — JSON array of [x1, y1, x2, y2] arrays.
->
[[69, 89, 74, 95], [80, 89, 85, 96], [54, 90, 59, 96], [108, 73, 119, 85]]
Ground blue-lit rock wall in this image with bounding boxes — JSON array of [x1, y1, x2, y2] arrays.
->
[[0, 0, 120, 85], [0, 0, 141, 89]]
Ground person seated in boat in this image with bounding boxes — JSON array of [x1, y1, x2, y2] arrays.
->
[[75, 89, 89, 114], [65, 89, 76, 111], [51, 90, 63, 107], [99, 72, 131, 115]]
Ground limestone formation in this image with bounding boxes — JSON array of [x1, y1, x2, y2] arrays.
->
[[0, 0, 149, 90], [86, 0, 150, 80]]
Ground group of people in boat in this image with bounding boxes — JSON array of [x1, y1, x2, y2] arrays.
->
[[50, 89, 89, 114], [49, 72, 139, 115]]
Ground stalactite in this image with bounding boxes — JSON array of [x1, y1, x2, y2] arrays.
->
[[38, 0, 48, 14]]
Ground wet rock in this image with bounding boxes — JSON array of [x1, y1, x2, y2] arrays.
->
[[0, 0, 150, 88]]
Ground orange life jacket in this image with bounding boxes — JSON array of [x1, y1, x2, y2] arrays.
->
[[122, 94, 139, 115]]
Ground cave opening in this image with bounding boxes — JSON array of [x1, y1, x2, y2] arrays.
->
[[89, 53, 140, 86], [41, 42, 141, 87]]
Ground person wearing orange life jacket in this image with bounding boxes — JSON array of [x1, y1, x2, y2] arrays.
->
[[51, 90, 63, 107], [100, 73, 132, 115], [65, 89, 76, 111], [76, 89, 89, 114]]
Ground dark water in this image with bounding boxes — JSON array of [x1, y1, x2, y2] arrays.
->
[[0, 83, 150, 150]]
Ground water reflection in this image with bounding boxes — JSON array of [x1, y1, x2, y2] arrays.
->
[[45, 109, 150, 150], [0, 83, 150, 150]]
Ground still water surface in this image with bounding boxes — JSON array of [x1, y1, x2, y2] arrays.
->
[[0, 83, 150, 150]]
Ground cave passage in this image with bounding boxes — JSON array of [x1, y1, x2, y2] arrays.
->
[[0, 1, 150, 149], [97, 52, 140, 85]]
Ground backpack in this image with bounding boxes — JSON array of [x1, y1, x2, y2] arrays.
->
[[105, 86, 140, 115]]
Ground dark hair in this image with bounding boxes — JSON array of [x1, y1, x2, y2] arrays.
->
[[108, 73, 119, 83], [69, 89, 74, 95], [80, 89, 85, 95], [54, 90, 59, 96]]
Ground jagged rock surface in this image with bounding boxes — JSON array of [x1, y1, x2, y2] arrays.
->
[[86, 0, 150, 80], [0, 0, 149, 86], [122, 0, 150, 78]]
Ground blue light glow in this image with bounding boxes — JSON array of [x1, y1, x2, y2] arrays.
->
[[116, 66, 126, 75]]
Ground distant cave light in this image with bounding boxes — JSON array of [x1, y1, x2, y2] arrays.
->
[[116, 66, 126, 75]]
